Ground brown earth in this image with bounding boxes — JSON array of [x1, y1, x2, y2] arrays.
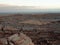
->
[[0, 13, 60, 45]]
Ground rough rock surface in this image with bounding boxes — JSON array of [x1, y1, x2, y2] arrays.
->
[[0, 33, 34, 45]]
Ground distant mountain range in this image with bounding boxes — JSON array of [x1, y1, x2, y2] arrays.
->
[[0, 4, 60, 14]]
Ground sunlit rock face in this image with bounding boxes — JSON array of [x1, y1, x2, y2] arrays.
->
[[0, 33, 34, 45]]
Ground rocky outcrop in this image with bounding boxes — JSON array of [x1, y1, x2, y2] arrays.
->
[[0, 33, 34, 45]]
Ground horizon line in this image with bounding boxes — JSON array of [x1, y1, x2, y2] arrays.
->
[[0, 4, 60, 9]]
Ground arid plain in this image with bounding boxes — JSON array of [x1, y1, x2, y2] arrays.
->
[[0, 13, 60, 45]]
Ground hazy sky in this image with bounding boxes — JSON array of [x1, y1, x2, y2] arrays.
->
[[0, 0, 60, 9]]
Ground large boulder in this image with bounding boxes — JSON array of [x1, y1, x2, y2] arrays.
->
[[0, 33, 34, 45]]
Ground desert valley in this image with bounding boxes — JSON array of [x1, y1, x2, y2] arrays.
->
[[0, 13, 59, 45]]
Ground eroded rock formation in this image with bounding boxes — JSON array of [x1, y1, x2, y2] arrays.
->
[[0, 33, 34, 45]]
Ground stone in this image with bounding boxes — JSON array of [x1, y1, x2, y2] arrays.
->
[[0, 33, 34, 45]]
